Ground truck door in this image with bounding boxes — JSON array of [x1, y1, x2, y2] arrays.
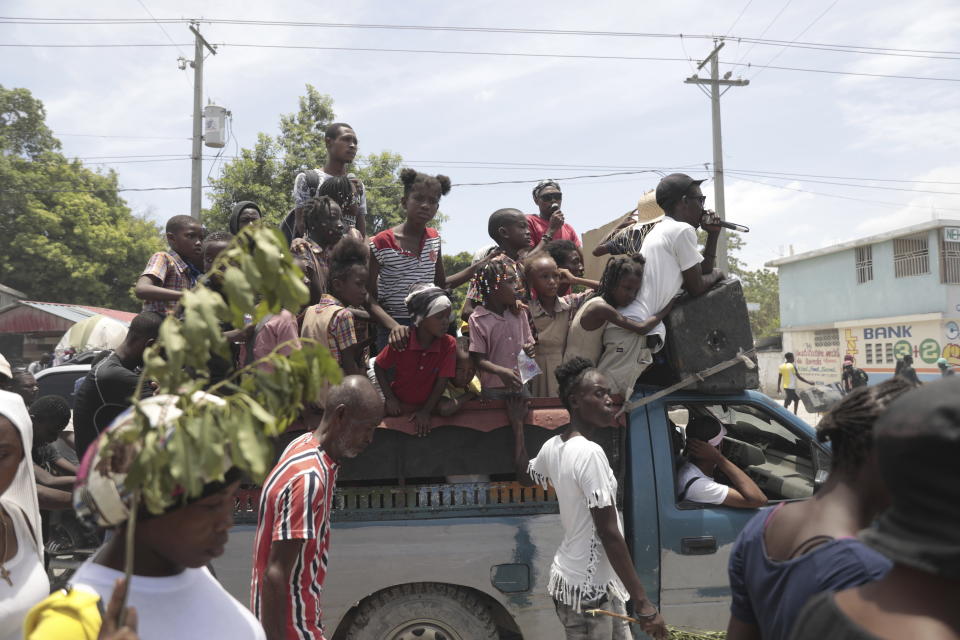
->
[[645, 395, 825, 632]]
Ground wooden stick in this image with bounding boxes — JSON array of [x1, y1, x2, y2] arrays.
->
[[584, 608, 644, 625]]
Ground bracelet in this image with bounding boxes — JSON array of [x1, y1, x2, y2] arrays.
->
[[636, 604, 659, 619]]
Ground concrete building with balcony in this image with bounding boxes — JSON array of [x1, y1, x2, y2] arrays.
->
[[765, 218, 960, 384]]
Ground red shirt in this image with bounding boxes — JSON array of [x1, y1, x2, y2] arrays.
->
[[526, 214, 582, 248], [375, 331, 456, 404], [251, 433, 338, 640]]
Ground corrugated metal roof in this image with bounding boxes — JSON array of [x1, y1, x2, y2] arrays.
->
[[18, 301, 101, 323], [0, 302, 136, 334], [0, 283, 26, 298]]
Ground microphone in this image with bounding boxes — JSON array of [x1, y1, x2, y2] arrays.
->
[[550, 203, 561, 213], [702, 210, 749, 233]]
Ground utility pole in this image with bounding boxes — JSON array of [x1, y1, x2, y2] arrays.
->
[[182, 23, 216, 220], [684, 40, 748, 271]]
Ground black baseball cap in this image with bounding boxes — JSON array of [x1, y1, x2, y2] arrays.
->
[[655, 173, 705, 209]]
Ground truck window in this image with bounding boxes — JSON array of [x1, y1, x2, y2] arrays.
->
[[668, 403, 816, 504]]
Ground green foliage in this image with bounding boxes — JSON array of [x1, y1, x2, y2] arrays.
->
[[442, 250, 474, 313], [203, 85, 414, 236], [0, 86, 164, 310], [111, 226, 341, 514], [668, 628, 725, 639], [0, 84, 60, 158]]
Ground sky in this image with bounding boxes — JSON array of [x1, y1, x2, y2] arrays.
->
[[3, 0, 960, 271]]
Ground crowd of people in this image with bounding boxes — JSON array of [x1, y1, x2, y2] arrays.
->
[[0, 119, 956, 640]]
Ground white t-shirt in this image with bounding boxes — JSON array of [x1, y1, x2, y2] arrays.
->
[[0, 504, 49, 640], [529, 435, 628, 611], [72, 561, 265, 640], [677, 461, 729, 505], [620, 216, 702, 347]]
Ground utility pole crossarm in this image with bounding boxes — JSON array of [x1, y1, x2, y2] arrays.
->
[[684, 39, 749, 273], [189, 25, 217, 56]]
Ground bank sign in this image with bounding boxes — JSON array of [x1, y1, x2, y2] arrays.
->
[[787, 319, 957, 383]]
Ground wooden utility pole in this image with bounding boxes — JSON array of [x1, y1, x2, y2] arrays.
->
[[684, 40, 749, 270], [186, 23, 216, 220]]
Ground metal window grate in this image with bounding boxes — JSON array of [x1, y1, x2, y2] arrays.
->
[[893, 234, 930, 278], [814, 329, 840, 348], [855, 245, 873, 284], [941, 237, 960, 284], [865, 343, 874, 365], [885, 343, 894, 364]]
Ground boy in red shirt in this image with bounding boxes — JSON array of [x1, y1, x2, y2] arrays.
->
[[374, 284, 457, 437]]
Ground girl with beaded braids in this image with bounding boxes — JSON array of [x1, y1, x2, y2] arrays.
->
[[511, 358, 667, 640], [468, 260, 535, 400], [564, 255, 674, 402], [725, 378, 913, 640], [367, 169, 487, 351]]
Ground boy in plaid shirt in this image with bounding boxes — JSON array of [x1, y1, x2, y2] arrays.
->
[[135, 215, 204, 315]]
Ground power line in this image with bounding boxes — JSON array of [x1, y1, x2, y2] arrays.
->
[[3, 17, 960, 57], [749, 0, 840, 81], [53, 132, 189, 140], [725, 0, 755, 38], [731, 175, 960, 212], [5, 41, 958, 82], [134, 0, 185, 56], [728, 170, 960, 196], [733, 0, 795, 66]]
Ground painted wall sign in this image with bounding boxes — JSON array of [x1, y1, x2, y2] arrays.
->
[[944, 227, 960, 243]]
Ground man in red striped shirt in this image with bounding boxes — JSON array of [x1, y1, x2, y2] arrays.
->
[[251, 376, 384, 640]]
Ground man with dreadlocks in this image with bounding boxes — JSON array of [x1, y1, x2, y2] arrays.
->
[[375, 284, 457, 437], [565, 255, 674, 402], [726, 379, 912, 640]]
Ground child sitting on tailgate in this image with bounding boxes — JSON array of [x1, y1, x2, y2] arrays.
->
[[374, 284, 457, 437]]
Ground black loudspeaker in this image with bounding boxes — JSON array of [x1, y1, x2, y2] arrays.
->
[[661, 277, 759, 393]]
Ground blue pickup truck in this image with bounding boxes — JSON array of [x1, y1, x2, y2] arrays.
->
[[221, 386, 828, 639]]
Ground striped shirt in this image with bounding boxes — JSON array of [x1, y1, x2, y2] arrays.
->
[[369, 227, 441, 319], [251, 433, 339, 640]]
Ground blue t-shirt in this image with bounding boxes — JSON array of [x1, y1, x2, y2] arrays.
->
[[728, 505, 892, 640]]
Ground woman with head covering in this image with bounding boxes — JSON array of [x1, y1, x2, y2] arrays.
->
[[228, 201, 263, 235], [789, 378, 960, 640], [0, 389, 50, 640]]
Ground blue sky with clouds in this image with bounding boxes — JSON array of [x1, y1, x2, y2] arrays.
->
[[3, 0, 960, 270]]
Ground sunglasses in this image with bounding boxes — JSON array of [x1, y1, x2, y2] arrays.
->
[[686, 194, 707, 206], [540, 193, 562, 202]]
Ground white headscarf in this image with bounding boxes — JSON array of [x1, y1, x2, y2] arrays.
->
[[0, 389, 43, 559]]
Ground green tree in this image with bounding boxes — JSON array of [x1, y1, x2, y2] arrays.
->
[[204, 85, 410, 236], [0, 86, 164, 310], [442, 250, 474, 313]]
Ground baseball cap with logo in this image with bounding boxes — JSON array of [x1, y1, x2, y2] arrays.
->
[[655, 173, 706, 209]]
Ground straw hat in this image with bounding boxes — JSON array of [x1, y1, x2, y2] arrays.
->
[[630, 190, 666, 224]]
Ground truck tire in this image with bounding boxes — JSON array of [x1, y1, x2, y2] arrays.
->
[[345, 583, 499, 640]]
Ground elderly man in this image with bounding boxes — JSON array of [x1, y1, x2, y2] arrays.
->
[[251, 376, 384, 640]]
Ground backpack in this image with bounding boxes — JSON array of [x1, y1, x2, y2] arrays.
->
[[853, 367, 869, 387]]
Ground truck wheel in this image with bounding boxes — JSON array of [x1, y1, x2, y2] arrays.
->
[[345, 583, 499, 640]]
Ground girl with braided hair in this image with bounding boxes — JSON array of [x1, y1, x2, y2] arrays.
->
[[290, 195, 345, 297], [725, 378, 913, 640], [512, 358, 667, 640], [317, 175, 365, 240], [367, 169, 485, 351], [468, 260, 535, 401], [564, 255, 674, 402]]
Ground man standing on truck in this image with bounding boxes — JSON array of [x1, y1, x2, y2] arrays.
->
[[250, 376, 384, 640], [515, 358, 668, 640], [617, 173, 724, 354], [778, 352, 813, 414]]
